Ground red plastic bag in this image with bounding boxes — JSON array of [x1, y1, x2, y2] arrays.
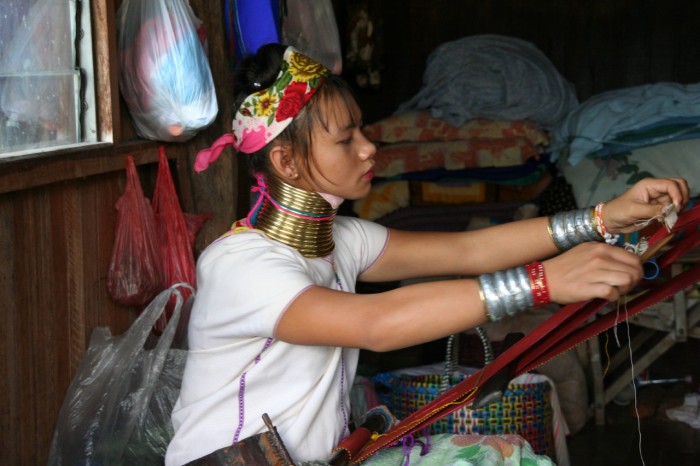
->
[[152, 146, 197, 330], [107, 156, 165, 307]]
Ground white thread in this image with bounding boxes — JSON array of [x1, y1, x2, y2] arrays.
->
[[624, 314, 646, 466], [633, 204, 677, 232], [623, 237, 649, 256], [617, 300, 646, 466]]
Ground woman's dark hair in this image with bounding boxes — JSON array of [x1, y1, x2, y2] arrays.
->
[[233, 43, 359, 183]]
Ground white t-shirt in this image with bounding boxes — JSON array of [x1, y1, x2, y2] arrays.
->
[[165, 216, 389, 465]]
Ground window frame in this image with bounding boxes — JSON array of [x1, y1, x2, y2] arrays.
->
[[0, 0, 158, 195], [0, 0, 104, 160]]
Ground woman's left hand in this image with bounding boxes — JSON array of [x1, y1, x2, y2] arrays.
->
[[603, 177, 690, 234]]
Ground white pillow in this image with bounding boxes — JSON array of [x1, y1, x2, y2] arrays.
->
[[559, 138, 700, 208]]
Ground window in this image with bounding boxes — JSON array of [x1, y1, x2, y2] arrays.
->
[[0, 0, 97, 158]]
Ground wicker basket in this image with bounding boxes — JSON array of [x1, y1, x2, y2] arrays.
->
[[370, 332, 555, 457]]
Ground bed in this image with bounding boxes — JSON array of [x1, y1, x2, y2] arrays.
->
[[354, 111, 556, 231]]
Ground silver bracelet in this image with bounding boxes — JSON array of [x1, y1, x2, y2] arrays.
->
[[548, 207, 602, 251], [478, 266, 534, 322]]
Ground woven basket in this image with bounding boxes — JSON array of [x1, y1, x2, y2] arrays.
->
[[371, 333, 555, 457]]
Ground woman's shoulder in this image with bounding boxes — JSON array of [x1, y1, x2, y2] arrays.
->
[[197, 228, 290, 267], [335, 215, 389, 243], [335, 215, 386, 233]]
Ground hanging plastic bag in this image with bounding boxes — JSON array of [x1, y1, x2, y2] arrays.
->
[[107, 156, 165, 307], [117, 0, 218, 142], [282, 0, 343, 74], [152, 146, 197, 330], [47, 284, 193, 466]]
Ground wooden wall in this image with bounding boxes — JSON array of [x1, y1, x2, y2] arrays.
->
[[0, 1, 238, 464], [2, 0, 700, 464]]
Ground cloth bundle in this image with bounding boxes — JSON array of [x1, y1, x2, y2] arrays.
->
[[397, 34, 578, 130]]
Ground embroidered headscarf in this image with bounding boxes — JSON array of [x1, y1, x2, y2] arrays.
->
[[194, 47, 330, 172]]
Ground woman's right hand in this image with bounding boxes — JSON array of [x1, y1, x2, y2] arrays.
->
[[543, 242, 643, 304]]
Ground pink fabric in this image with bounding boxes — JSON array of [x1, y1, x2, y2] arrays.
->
[[194, 133, 234, 172], [234, 124, 270, 154]]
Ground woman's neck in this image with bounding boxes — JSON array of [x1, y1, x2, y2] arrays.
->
[[250, 175, 337, 258]]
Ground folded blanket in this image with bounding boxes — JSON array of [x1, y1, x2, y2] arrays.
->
[[551, 82, 700, 165], [397, 34, 578, 130]]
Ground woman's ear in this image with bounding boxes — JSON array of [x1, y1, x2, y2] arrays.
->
[[269, 144, 300, 180]]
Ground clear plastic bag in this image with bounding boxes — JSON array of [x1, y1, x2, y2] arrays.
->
[[282, 0, 343, 74], [47, 284, 193, 466], [117, 0, 218, 142]]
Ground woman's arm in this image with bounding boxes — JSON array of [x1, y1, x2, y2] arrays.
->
[[360, 177, 690, 283], [361, 216, 557, 283], [276, 240, 642, 352], [275, 177, 689, 352]]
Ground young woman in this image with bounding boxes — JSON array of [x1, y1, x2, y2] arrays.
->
[[165, 43, 689, 465]]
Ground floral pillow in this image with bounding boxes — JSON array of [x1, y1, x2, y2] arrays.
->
[[363, 111, 549, 147], [374, 138, 543, 178]]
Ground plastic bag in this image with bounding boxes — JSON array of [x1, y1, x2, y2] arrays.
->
[[282, 0, 343, 74], [48, 284, 193, 466], [152, 146, 197, 331], [107, 156, 165, 307], [117, 0, 218, 142]]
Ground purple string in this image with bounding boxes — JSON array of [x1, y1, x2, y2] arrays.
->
[[400, 429, 432, 465], [233, 337, 273, 444], [338, 348, 349, 443], [420, 427, 432, 456], [402, 435, 416, 466], [332, 256, 350, 443]]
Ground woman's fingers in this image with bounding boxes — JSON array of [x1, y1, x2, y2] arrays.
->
[[545, 242, 642, 304], [605, 177, 690, 233]]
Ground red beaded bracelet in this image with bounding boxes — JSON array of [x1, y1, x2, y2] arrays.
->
[[526, 261, 550, 307]]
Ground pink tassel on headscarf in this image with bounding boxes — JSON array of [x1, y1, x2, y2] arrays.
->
[[193, 133, 235, 172]]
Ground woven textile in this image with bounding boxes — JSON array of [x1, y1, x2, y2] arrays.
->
[[372, 372, 555, 458]]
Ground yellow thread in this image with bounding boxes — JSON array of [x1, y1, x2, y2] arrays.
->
[[602, 330, 611, 378], [216, 220, 252, 240]]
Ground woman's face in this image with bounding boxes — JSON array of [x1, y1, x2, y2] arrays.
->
[[299, 95, 376, 200]]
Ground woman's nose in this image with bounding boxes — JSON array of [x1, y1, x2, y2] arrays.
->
[[358, 133, 376, 160]]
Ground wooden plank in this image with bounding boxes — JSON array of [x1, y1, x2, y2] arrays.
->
[[91, 0, 120, 143], [0, 142, 175, 195], [61, 182, 87, 374], [14, 187, 56, 464], [0, 195, 18, 464]]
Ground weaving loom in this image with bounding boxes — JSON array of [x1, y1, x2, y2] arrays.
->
[[333, 204, 700, 464]]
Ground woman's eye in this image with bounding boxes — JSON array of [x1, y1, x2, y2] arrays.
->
[[340, 137, 353, 145]]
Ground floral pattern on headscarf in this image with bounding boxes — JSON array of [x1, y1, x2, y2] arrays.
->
[[232, 47, 330, 154], [193, 47, 330, 172]]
